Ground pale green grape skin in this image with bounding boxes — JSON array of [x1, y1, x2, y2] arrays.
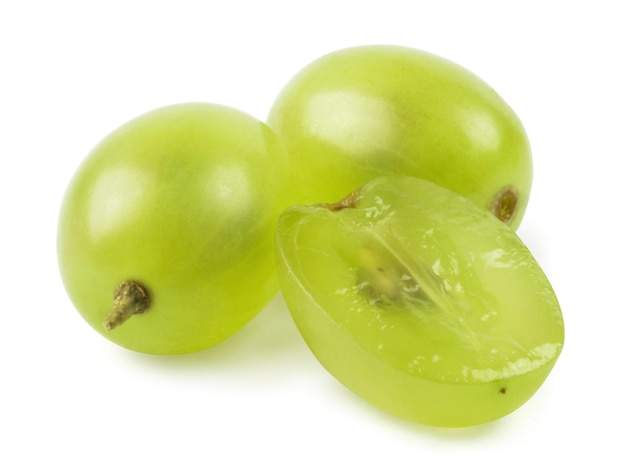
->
[[58, 103, 292, 355], [275, 176, 564, 427], [268, 45, 532, 229]]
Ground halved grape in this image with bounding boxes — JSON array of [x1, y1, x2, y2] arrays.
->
[[275, 176, 564, 427]]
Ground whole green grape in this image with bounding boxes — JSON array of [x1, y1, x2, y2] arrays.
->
[[268, 45, 532, 229], [275, 176, 564, 427], [58, 103, 292, 354]]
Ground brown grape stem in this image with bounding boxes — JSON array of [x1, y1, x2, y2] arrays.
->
[[490, 186, 518, 224], [320, 187, 361, 211], [104, 280, 151, 331]]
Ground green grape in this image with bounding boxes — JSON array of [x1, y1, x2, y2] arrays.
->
[[275, 176, 564, 427], [58, 103, 292, 355], [268, 45, 532, 229]]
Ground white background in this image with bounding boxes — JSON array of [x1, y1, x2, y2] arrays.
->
[[1, 1, 623, 464]]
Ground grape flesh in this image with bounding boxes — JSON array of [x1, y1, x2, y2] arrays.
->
[[275, 176, 564, 427]]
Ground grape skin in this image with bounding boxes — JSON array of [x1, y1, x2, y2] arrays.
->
[[58, 103, 292, 354], [268, 45, 533, 229]]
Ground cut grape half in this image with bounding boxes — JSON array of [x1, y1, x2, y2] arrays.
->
[[275, 176, 564, 427]]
